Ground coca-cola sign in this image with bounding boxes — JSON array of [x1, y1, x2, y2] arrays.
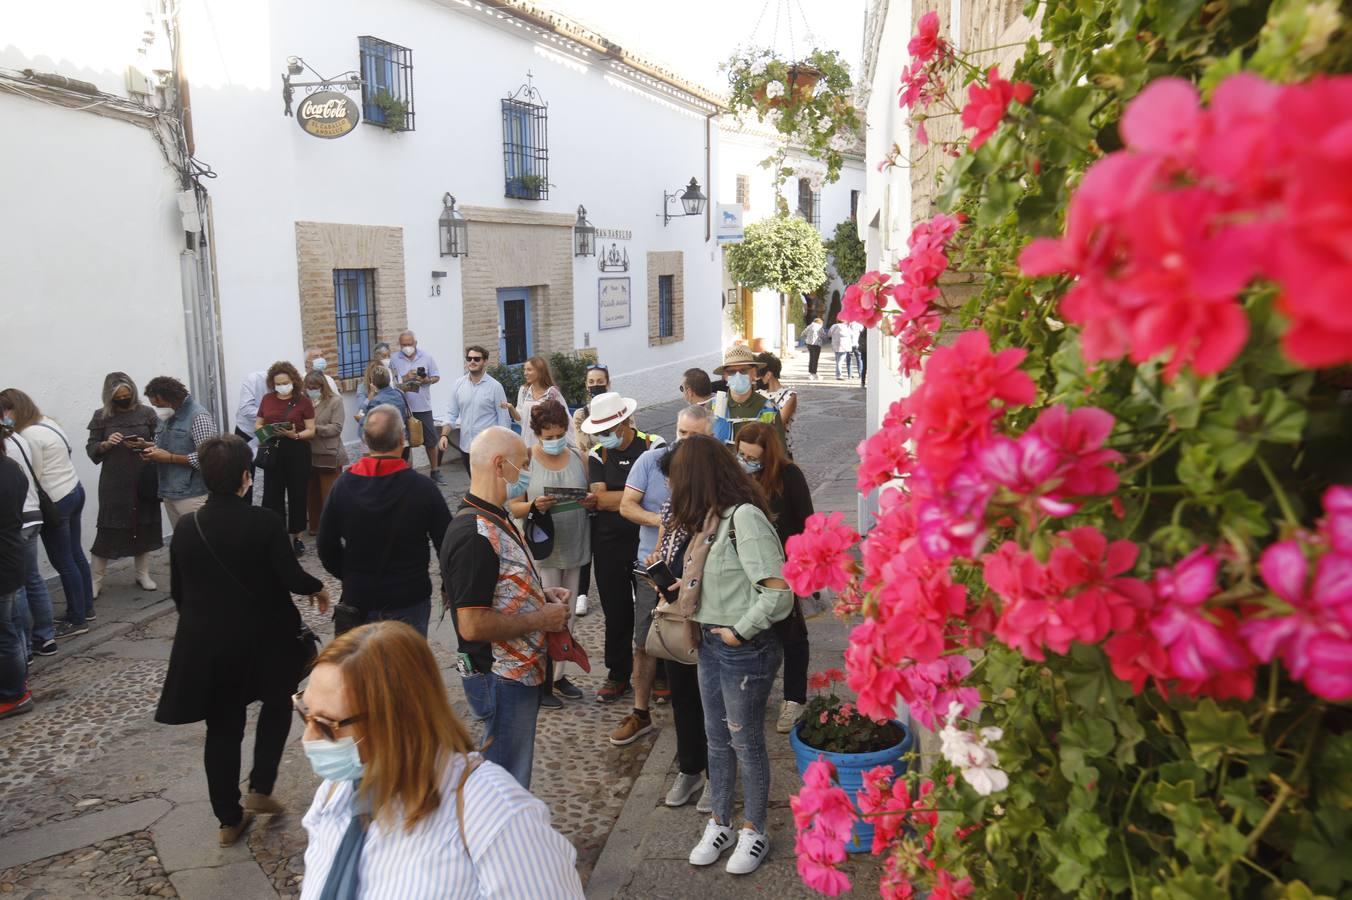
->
[[297, 90, 359, 139]]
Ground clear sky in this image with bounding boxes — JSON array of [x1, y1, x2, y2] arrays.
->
[[538, 0, 868, 94]]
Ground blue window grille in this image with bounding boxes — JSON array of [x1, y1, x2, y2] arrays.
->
[[502, 79, 548, 200], [359, 36, 414, 131], [658, 275, 675, 339], [333, 269, 377, 379]]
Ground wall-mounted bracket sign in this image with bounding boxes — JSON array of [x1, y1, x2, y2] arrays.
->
[[283, 56, 363, 139], [297, 91, 360, 138], [598, 243, 630, 273]]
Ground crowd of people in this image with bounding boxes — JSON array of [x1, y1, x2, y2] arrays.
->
[[0, 336, 828, 893]]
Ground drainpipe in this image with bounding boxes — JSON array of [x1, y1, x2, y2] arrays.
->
[[705, 111, 715, 242]]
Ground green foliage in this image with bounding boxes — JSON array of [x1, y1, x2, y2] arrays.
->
[[724, 46, 861, 188], [869, 0, 1352, 897], [823, 219, 866, 286], [724, 214, 827, 297], [489, 351, 596, 411], [488, 362, 521, 404], [797, 690, 904, 755], [372, 90, 408, 131]]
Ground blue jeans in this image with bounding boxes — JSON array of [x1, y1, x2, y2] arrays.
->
[[364, 600, 430, 636], [834, 351, 855, 378], [461, 671, 540, 789], [698, 625, 782, 833], [17, 525, 54, 647], [41, 483, 93, 626], [0, 592, 28, 702]]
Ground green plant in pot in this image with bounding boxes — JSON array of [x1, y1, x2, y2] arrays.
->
[[372, 89, 408, 131]]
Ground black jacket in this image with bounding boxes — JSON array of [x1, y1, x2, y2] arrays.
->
[[0, 457, 26, 595], [767, 462, 814, 549], [316, 456, 451, 613], [155, 494, 323, 724]]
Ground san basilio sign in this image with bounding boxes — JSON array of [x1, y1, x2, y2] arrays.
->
[[297, 90, 359, 139]]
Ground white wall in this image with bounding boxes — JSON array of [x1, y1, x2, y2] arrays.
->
[[179, 0, 721, 423], [0, 93, 191, 560]]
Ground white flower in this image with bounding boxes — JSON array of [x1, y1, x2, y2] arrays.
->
[[765, 80, 786, 99], [937, 704, 1009, 797], [818, 116, 834, 133], [961, 765, 1010, 796]]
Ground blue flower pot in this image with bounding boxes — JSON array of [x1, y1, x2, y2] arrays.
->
[[789, 719, 914, 854]]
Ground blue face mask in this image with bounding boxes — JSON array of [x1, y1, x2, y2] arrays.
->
[[727, 372, 753, 395], [1, 416, 13, 428], [739, 455, 763, 474], [307, 389, 323, 402], [541, 436, 567, 456], [303, 736, 365, 782], [312, 358, 328, 372], [504, 459, 531, 499], [595, 431, 622, 450]]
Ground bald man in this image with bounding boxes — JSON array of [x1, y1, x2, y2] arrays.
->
[[439, 426, 570, 788]]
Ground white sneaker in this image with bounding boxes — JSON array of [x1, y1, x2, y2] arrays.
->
[[574, 593, 589, 616], [689, 819, 736, 866], [666, 772, 705, 807], [695, 781, 713, 813], [726, 828, 770, 875], [776, 700, 805, 734]]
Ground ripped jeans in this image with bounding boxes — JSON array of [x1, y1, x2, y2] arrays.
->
[[698, 625, 783, 833]]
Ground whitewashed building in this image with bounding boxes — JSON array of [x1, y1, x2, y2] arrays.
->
[[715, 116, 866, 353], [2, 0, 725, 544]]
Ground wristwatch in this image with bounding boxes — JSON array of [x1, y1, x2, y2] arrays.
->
[[729, 627, 748, 644]]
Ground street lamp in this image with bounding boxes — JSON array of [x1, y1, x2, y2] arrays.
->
[[439, 193, 468, 257], [662, 177, 707, 226], [574, 204, 596, 257]]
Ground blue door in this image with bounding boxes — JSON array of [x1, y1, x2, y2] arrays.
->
[[497, 288, 532, 366]]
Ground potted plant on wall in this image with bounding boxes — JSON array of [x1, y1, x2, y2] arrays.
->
[[724, 46, 861, 190], [790, 669, 914, 853], [372, 89, 409, 131]]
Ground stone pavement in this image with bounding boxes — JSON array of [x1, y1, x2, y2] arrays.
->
[[586, 348, 884, 898], [0, 347, 879, 898]]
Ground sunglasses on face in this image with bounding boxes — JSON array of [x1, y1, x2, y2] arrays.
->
[[465, 355, 485, 362], [291, 692, 365, 741]]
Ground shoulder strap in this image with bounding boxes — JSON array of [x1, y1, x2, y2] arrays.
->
[[191, 511, 253, 595], [459, 501, 541, 582], [12, 439, 41, 485], [35, 422, 72, 455]]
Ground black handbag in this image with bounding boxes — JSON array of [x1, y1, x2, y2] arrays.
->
[[254, 440, 279, 471], [13, 439, 60, 530]]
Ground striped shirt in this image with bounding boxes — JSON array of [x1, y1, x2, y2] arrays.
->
[[300, 754, 583, 899]]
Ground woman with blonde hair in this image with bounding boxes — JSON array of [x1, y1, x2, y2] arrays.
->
[[503, 355, 567, 449], [297, 621, 583, 899], [303, 371, 349, 535]]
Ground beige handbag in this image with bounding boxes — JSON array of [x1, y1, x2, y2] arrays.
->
[[645, 509, 726, 665], [408, 415, 424, 447]]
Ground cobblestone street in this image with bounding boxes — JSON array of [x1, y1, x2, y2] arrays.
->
[[0, 351, 869, 898]]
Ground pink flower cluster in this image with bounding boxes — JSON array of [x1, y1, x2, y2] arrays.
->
[[792, 760, 858, 896], [960, 67, 1033, 150], [808, 668, 847, 692], [784, 512, 860, 596], [1020, 75, 1352, 375]]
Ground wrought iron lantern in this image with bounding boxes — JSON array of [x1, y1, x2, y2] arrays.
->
[[439, 193, 468, 258], [663, 177, 707, 226], [574, 205, 596, 257]]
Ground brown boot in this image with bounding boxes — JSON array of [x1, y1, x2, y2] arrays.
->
[[243, 792, 285, 815], [218, 811, 254, 847]]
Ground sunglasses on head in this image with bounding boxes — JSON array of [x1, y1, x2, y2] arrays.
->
[[291, 692, 365, 741], [588, 364, 609, 372], [465, 355, 485, 362]]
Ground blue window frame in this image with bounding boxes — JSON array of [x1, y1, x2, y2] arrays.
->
[[501, 97, 548, 199], [658, 275, 675, 339], [497, 287, 533, 366], [359, 36, 414, 131], [333, 269, 377, 379]]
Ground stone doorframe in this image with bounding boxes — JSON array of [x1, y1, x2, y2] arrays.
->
[[458, 206, 575, 366]]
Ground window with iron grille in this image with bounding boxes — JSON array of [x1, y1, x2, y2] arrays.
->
[[359, 37, 415, 131], [797, 178, 821, 226], [736, 174, 751, 210], [658, 275, 675, 339], [502, 80, 549, 200], [333, 269, 377, 379]]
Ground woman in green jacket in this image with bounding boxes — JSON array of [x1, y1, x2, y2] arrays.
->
[[666, 434, 792, 878]]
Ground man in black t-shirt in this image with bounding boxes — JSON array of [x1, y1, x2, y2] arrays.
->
[[580, 393, 665, 705], [0, 447, 33, 719], [439, 426, 569, 788]]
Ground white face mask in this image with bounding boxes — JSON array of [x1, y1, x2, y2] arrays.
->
[[275, 383, 294, 397], [154, 406, 174, 421], [312, 357, 328, 372], [401, 345, 416, 357]]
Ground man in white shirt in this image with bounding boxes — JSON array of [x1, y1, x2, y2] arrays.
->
[[303, 348, 342, 396], [390, 331, 445, 483], [438, 346, 510, 475], [828, 321, 857, 380], [234, 370, 268, 503]]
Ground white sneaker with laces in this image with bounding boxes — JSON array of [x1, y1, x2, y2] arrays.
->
[[776, 700, 805, 734], [726, 828, 770, 875], [665, 772, 705, 807], [689, 819, 735, 866], [574, 593, 590, 616], [695, 781, 713, 813]]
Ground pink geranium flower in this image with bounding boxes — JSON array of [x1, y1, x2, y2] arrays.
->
[[840, 270, 896, 328], [784, 512, 860, 596], [898, 63, 929, 110], [907, 11, 946, 63], [960, 67, 1033, 150]]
